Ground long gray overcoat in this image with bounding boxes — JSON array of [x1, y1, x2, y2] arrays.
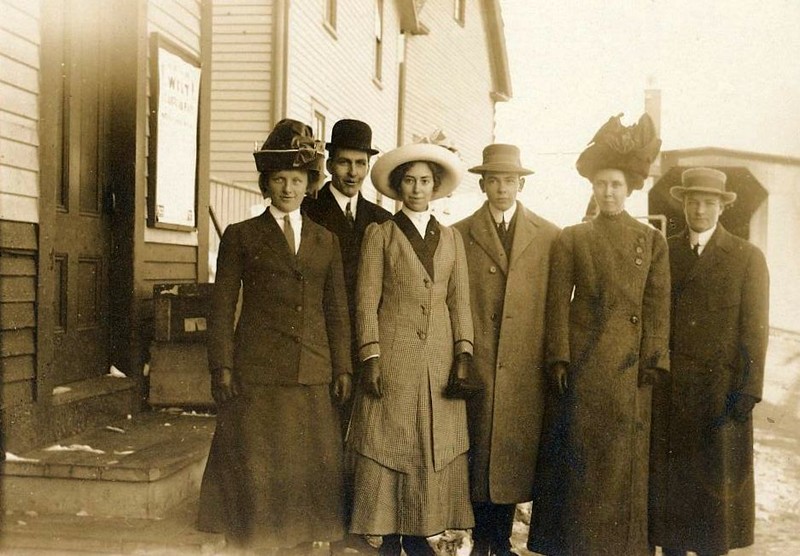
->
[[348, 219, 474, 474], [649, 224, 769, 554], [454, 202, 560, 503], [528, 211, 670, 556]]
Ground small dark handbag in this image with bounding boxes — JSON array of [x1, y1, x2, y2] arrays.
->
[[443, 352, 482, 399]]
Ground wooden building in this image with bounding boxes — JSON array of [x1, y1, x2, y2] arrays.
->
[[0, 0, 510, 452]]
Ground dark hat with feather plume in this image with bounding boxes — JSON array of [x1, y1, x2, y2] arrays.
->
[[576, 113, 661, 190]]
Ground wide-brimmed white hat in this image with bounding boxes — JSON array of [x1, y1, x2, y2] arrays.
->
[[370, 137, 464, 202], [670, 167, 737, 205]]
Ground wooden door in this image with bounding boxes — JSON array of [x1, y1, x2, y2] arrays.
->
[[50, 0, 112, 386]]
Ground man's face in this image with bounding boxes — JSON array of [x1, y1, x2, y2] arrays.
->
[[266, 169, 308, 213], [327, 148, 370, 198], [480, 172, 524, 212], [591, 168, 629, 214], [684, 192, 723, 233]]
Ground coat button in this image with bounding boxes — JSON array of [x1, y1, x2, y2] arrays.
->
[[635, 246, 644, 254], [634, 257, 643, 266], [293, 336, 301, 343], [418, 331, 427, 340], [295, 271, 304, 281], [489, 266, 497, 274], [424, 279, 431, 289], [630, 315, 639, 324], [295, 305, 303, 312]]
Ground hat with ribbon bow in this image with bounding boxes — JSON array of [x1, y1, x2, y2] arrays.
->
[[370, 129, 465, 201], [253, 119, 325, 186]]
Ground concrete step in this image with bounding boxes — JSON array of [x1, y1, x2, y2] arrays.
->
[[1, 410, 215, 520]]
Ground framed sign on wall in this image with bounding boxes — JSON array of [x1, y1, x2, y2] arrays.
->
[[147, 33, 201, 230]]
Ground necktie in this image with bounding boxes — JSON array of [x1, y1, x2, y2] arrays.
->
[[283, 214, 296, 255], [345, 201, 355, 228], [497, 217, 509, 255], [692, 242, 701, 257]]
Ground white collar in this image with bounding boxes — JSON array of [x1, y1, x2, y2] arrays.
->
[[269, 205, 302, 224], [329, 184, 358, 216], [689, 224, 717, 247], [489, 202, 517, 225], [401, 206, 432, 238]]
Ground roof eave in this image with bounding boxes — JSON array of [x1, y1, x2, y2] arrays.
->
[[483, 0, 512, 100]]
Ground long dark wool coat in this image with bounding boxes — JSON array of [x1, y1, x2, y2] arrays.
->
[[528, 211, 670, 556], [649, 224, 769, 554], [454, 202, 560, 504]]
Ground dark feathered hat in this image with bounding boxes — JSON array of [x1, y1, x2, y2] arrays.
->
[[576, 113, 661, 190], [253, 119, 324, 186]]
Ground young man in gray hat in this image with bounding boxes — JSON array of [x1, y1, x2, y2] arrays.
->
[[650, 167, 769, 556], [454, 144, 560, 556]]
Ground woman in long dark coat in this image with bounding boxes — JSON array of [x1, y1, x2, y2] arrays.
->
[[347, 137, 478, 556], [528, 114, 670, 556], [196, 119, 352, 551]]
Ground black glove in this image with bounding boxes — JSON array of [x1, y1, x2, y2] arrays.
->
[[444, 352, 482, 399], [638, 367, 663, 387], [551, 362, 568, 396], [332, 373, 352, 405], [728, 391, 758, 422], [362, 357, 382, 398], [210, 367, 240, 404]]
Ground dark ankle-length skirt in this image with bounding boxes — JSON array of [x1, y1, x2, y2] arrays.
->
[[197, 382, 345, 549]]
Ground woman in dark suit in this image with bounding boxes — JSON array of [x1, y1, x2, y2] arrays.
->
[[347, 136, 478, 556], [528, 114, 670, 556], [197, 119, 353, 552]]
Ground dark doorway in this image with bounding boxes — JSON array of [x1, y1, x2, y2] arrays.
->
[[43, 0, 113, 386]]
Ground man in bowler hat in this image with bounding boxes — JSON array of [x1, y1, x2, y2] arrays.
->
[[454, 144, 560, 556], [650, 167, 769, 556], [302, 119, 391, 554], [303, 119, 391, 433]]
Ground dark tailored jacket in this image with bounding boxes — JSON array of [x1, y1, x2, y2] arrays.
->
[[208, 210, 352, 385], [302, 184, 392, 355], [454, 202, 560, 504], [529, 212, 670, 556], [649, 224, 769, 554]]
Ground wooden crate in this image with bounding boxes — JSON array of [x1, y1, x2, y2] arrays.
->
[[148, 342, 214, 407]]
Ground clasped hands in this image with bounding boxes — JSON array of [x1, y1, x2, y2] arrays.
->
[[210, 367, 352, 405]]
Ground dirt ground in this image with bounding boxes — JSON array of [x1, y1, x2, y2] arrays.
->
[[510, 330, 800, 556]]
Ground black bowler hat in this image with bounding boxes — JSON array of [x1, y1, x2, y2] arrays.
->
[[325, 119, 379, 156]]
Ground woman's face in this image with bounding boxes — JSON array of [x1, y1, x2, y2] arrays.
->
[[591, 168, 629, 214], [399, 162, 435, 212], [266, 169, 308, 213]]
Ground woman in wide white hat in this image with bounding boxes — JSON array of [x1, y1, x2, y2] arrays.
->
[[347, 133, 479, 555]]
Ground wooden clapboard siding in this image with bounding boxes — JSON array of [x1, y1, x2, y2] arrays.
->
[[209, 0, 273, 188], [0, 220, 37, 409], [284, 0, 399, 158], [149, 0, 202, 54], [141, 0, 203, 288], [402, 0, 496, 206], [0, 1, 41, 225]]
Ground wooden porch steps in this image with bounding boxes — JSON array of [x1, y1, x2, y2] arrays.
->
[[1, 410, 215, 520]]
